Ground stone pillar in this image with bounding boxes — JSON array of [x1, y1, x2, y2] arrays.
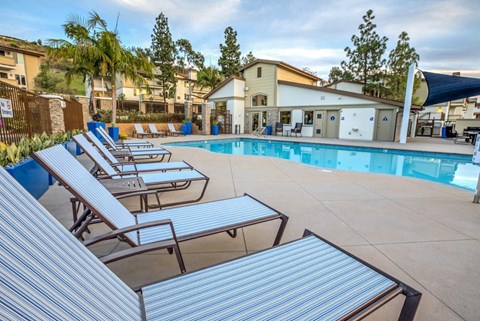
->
[[202, 102, 211, 135], [48, 99, 66, 133], [75, 96, 90, 129], [184, 101, 192, 120]]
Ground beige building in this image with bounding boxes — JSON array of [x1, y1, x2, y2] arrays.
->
[[0, 35, 44, 90], [87, 69, 210, 115], [206, 59, 421, 141]]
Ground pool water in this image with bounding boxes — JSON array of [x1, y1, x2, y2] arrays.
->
[[166, 138, 480, 191]]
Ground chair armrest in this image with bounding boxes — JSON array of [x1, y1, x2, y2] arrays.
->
[[83, 219, 174, 246], [99, 239, 177, 264]]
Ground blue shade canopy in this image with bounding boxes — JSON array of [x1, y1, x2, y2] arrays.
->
[[422, 71, 480, 106]]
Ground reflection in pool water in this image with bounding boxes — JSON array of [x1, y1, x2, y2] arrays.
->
[[166, 139, 479, 191]]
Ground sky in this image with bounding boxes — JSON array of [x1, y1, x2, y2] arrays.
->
[[2, 0, 480, 80]]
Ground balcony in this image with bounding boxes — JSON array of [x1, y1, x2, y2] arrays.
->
[[0, 78, 18, 86], [0, 55, 16, 70]]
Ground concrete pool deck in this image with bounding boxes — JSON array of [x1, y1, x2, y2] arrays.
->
[[39, 135, 479, 321]]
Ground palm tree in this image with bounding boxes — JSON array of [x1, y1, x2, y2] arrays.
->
[[48, 11, 153, 121], [95, 29, 153, 121], [47, 12, 108, 113], [196, 66, 223, 90]]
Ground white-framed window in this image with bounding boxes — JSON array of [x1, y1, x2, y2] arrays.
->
[[279, 111, 291, 125], [252, 94, 267, 106], [15, 74, 26, 86]]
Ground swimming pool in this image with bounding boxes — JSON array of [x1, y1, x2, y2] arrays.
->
[[166, 138, 479, 191]]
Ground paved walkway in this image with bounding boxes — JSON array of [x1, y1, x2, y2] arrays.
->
[[40, 135, 479, 321]]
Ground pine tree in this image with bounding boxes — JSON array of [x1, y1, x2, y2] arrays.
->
[[341, 9, 388, 95], [151, 13, 177, 107], [386, 31, 420, 101], [241, 51, 256, 66], [218, 27, 241, 78], [175, 38, 204, 73]]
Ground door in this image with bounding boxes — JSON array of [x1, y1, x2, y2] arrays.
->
[[314, 111, 324, 137], [251, 111, 267, 132], [326, 110, 340, 138], [376, 110, 394, 141], [251, 112, 260, 132]]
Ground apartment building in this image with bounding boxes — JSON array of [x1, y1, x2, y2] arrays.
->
[[0, 35, 44, 90], [86, 68, 209, 115]]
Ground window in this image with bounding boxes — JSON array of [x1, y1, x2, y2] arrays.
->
[[15, 74, 26, 86], [0, 72, 8, 79], [257, 67, 262, 78], [304, 111, 314, 125], [0, 50, 5, 56], [279, 111, 291, 125], [252, 94, 267, 106]]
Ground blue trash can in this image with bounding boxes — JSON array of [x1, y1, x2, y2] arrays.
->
[[441, 127, 446, 139], [266, 125, 272, 135]]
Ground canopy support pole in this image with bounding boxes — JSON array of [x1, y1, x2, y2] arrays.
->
[[399, 64, 416, 144]]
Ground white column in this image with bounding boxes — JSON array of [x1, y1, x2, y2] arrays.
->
[[399, 63, 416, 144]]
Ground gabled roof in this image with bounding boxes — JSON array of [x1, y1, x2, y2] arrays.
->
[[203, 76, 244, 99], [240, 59, 321, 81], [278, 80, 423, 110]]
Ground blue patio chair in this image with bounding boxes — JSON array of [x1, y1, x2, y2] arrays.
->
[[291, 122, 303, 137], [0, 165, 421, 320]]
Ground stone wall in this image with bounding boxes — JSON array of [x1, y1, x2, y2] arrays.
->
[[74, 96, 90, 129], [48, 99, 65, 133]]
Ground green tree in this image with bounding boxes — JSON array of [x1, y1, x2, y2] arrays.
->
[[196, 66, 222, 89], [328, 66, 353, 83], [386, 31, 420, 101], [341, 9, 388, 95], [34, 63, 63, 93], [47, 12, 107, 113], [218, 26, 241, 78], [151, 13, 177, 108], [175, 38, 204, 73], [241, 51, 256, 66], [96, 29, 153, 122]]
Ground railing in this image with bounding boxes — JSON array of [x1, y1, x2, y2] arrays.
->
[[0, 80, 51, 144]]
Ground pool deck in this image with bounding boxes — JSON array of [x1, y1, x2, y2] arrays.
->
[[40, 135, 479, 321]]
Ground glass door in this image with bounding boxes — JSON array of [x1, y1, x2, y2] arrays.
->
[[251, 112, 260, 131]]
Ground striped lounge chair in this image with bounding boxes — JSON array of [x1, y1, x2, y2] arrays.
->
[[34, 145, 209, 208], [74, 134, 192, 174], [167, 123, 185, 136], [149, 123, 167, 137], [97, 126, 153, 148], [90, 130, 172, 162], [29, 149, 288, 269], [0, 166, 421, 320], [133, 123, 152, 138]]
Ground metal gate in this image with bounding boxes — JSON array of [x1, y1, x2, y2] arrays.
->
[[0, 80, 51, 144]]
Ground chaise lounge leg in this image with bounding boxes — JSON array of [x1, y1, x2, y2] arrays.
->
[[273, 215, 289, 246], [226, 229, 237, 238], [398, 285, 422, 321]]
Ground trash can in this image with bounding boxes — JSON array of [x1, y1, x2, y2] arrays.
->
[[265, 125, 272, 135], [441, 127, 447, 139]]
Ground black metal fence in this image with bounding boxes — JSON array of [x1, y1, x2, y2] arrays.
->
[[0, 80, 52, 144]]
